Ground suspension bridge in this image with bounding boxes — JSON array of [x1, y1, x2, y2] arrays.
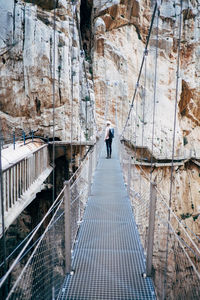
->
[[0, 133, 200, 299], [0, 0, 200, 299]]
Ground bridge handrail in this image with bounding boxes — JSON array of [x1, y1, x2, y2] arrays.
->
[[0, 134, 104, 299]]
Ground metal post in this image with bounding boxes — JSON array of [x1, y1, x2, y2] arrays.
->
[[146, 182, 157, 276], [88, 151, 92, 196], [0, 140, 7, 297], [31, 130, 34, 142], [64, 181, 71, 274], [127, 156, 131, 196], [23, 131, 25, 145], [13, 130, 15, 150], [94, 143, 97, 167], [119, 141, 122, 165]]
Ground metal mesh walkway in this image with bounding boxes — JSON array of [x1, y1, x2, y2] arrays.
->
[[58, 140, 156, 300]]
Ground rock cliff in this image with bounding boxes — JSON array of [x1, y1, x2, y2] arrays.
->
[[93, 0, 200, 156], [0, 0, 95, 142]]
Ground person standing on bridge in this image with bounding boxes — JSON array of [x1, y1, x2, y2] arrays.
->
[[104, 121, 114, 159]]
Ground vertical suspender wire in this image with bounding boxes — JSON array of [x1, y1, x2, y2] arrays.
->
[[133, 96, 137, 162], [74, 6, 82, 165], [130, 103, 133, 144], [51, 1, 56, 298], [140, 55, 147, 195], [70, 3, 75, 166], [163, 1, 183, 299], [150, 7, 159, 183], [52, 1, 56, 206], [104, 76, 108, 123], [0, 138, 8, 298], [75, 7, 84, 162], [142, 56, 147, 158], [75, 7, 95, 141], [121, 2, 157, 138], [135, 93, 138, 149], [128, 102, 131, 142]]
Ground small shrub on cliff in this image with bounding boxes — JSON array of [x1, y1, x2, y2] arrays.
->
[[180, 212, 192, 220], [183, 136, 188, 145]]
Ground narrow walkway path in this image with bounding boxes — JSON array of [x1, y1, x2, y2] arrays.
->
[[59, 140, 156, 299]]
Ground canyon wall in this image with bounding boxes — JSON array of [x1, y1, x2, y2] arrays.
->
[[0, 0, 95, 142], [93, 0, 200, 157], [0, 0, 199, 153]]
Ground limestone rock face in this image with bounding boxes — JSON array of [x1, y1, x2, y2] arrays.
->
[[0, 0, 95, 142], [93, 0, 200, 157]]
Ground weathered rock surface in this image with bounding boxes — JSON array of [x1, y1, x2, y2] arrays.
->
[[0, 0, 95, 142], [93, 0, 200, 157]]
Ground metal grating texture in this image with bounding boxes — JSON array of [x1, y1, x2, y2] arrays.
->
[[58, 140, 156, 300]]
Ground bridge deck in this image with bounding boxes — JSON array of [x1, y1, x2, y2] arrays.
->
[[59, 140, 156, 299]]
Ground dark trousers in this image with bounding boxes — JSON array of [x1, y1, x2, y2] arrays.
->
[[106, 138, 112, 158]]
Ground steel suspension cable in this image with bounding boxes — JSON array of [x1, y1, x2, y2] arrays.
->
[[6, 195, 64, 299], [121, 2, 158, 137], [70, 3, 76, 165], [150, 7, 159, 182], [74, 7, 83, 164], [52, 0, 56, 201], [0, 197, 63, 269], [141, 56, 147, 157], [0, 138, 7, 297], [0, 190, 63, 289], [51, 2, 57, 297], [75, 7, 97, 139], [162, 1, 183, 291], [140, 55, 147, 194]]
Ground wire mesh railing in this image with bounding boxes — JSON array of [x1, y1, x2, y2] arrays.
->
[[119, 140, 200, 299], [0, 136, 104, 300]]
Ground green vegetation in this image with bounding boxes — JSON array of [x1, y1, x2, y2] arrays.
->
[[193, 215, 199, 221], [183, 136, 188, 146], [180, 212, 192, 220]]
